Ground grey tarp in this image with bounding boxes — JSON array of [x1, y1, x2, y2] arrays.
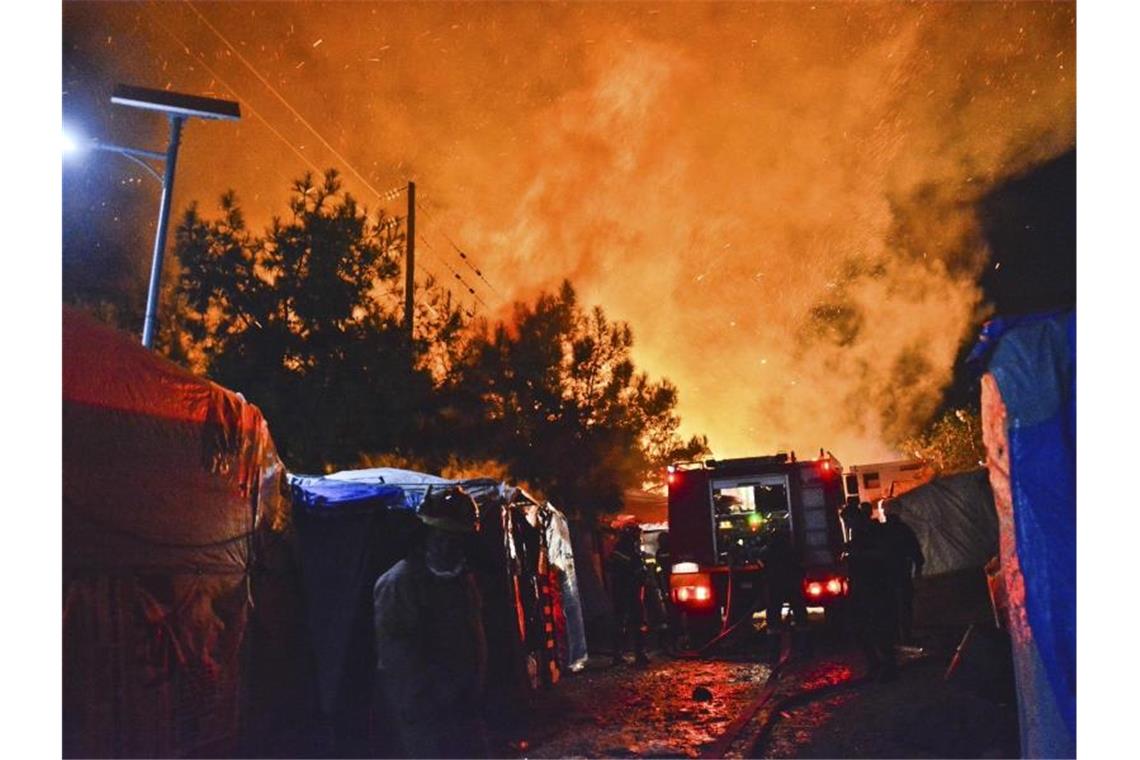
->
[[890, 469, 999, 576]]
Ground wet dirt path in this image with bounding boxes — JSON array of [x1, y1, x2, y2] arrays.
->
[[513, 657, 773, 758]]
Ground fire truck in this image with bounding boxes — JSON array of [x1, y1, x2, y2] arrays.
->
[[666, 452, 848, 647]]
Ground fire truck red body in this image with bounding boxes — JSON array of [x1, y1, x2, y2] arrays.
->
[[666, 453, 848, 644]]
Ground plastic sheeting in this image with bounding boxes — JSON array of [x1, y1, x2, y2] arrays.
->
[[325, 466, 510, 512], [546, 504, 588, 666], [286, 470, 539, 717], [890, 470, 999, 577], [982, 311, 1076, 743], [62, 307, 288, 758], [289, 476, 414, 716]]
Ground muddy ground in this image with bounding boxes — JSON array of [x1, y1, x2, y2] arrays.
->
[[504, 656, 773, 758], [752, 638, 1020, 759], [755, 656, 1018, 758]]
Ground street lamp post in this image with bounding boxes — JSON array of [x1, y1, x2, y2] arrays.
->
[[141, 115, 184, 349], [67, 84, 241, 348]]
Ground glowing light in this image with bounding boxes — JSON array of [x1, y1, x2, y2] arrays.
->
[[826, 578, 843, 595], [806, 582, 823, 597], [672, 562, 699, 575], [62, 130, 83, 155], [674, 584, 712, 604]]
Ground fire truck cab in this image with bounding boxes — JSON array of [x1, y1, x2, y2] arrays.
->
[[666, 452, 848, 647]]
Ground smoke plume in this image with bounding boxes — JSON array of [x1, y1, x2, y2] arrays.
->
[[64, 1, 1076, 463]]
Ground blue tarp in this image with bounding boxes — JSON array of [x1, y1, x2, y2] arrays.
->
[[321, 466, 514, 510], [287, 474, 421, 715], [290, 476, 408, 513], [981, 310, 1076, 745]]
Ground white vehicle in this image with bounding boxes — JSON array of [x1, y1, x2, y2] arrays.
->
[[844, 459, 935, 504]]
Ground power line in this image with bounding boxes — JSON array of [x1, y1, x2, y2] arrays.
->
[[143, 6, 458, 319], [419, 234, 488, 310], [181, 0, 403, 206], [142, 1, 324, 182], [154, 4, 480, 317], [416, 197, 502, 298]]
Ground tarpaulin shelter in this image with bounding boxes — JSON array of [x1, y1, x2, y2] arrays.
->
[[975, 310, 1076, 757], [287, 467, 565, 753], [287, 475, 420, 756], [888, 470, 1001, 631], [62, 307, 294, 758], [288, 478, 413, 713], [891, 470, 999, 577]]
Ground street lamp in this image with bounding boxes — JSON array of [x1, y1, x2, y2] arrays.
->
[[66, 84, 241, 348]]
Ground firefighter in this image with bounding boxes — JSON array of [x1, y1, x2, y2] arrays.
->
[[607, 518, 650, 667], [756, 525, 807, 661], [845, 502, 898, 681], [653, 531, 680, 654], [373, 487, 489, 758], [880, 500, 925, 645], [840, 495, 862, 543]]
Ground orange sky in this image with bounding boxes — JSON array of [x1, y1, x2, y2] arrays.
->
[[64, 1, 1075, 464]]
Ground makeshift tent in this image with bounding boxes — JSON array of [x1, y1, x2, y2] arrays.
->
[[891, 470, 999, 577], [288, 478, 412, 715], [545, 503, 588, 669], [287, 468, 566, 753], [888, 470, 1000, 630], [975, 310, 1076, 757], [287, 476, 420, 756], [62, 307, 292, 758]]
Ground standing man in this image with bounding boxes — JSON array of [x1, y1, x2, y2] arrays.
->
[[845, 502, 898, 681], [607, 518, 650, 667], [653, 531, 680, 654], [756, 525, 807, 662], [880, 500, 925, 645], [757, 526, 807, 627], [373, 487, 489, 758]]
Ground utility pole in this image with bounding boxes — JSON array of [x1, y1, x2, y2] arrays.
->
[[404, 181, 416, 342]]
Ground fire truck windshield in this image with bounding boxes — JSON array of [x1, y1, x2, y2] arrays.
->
[[711, 475, 791, 564]]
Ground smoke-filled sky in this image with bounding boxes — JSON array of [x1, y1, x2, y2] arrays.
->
[[62, 1, 1075, 465]]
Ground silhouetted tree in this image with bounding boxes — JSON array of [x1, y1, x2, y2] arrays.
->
[[173, 169, 466, 472], [898, 407, 985, 475], [445, 281, 709, 515]]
